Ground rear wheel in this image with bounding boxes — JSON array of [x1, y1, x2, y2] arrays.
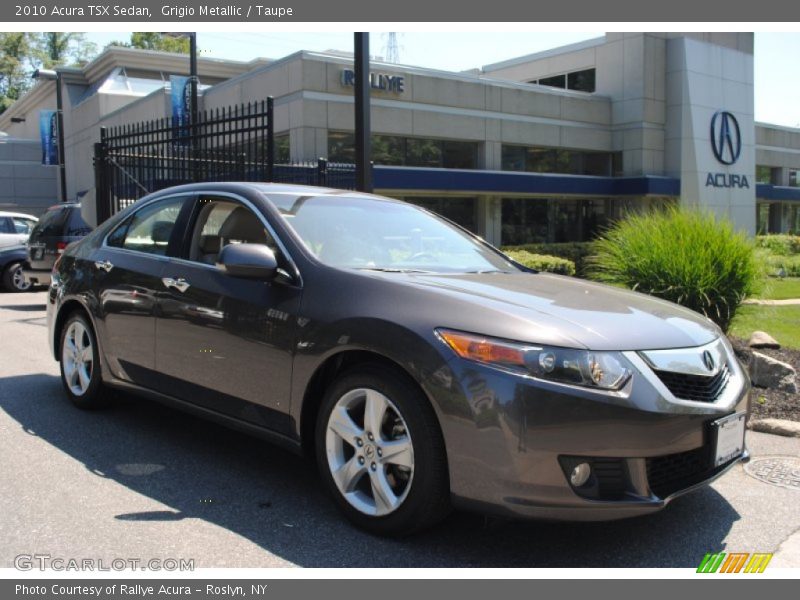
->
[[315, 365, 450, 536], [2, 262, 31, 293], [59, 312, 108, 409]]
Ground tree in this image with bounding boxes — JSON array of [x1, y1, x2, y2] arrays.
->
[[0, 33, 32, 113], [108, 33, 190, 54], [30, 32, 96, 69], [0, 32, 97, 114]]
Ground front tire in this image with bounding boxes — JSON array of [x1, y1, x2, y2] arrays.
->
[[2, 261, 31, 292], [315, 364, 450, 536], [59, 312, 108, 409]]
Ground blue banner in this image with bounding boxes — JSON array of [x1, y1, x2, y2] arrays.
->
[[39, 110, 59, 165], [170, 75, 192, 144]]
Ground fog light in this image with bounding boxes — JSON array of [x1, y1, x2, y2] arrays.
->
[[570, 462, 591, 487]]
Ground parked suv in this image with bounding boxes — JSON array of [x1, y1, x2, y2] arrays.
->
[[24, 203, 92, 287]]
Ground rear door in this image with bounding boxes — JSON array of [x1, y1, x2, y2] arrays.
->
[[153, 193, 302, 435], [89, 195, 193, 387]]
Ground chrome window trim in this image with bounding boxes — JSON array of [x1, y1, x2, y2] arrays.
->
[[102, 190, 303, 286], [101, 193, 191, 260]]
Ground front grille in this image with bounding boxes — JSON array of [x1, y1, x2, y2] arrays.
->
[[653, 363, 730, 402], [645, 445, 734, 498]]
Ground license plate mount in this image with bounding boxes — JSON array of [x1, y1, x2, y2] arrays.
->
[[711, 412, 746, 467]]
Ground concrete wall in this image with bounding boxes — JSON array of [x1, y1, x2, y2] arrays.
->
[[665, 37, 756, 234], [0, 139, 58, 215]]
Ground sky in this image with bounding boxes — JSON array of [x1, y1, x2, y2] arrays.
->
[[85, 31, 800, 128]]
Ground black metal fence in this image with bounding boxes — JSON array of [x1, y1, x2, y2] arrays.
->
[[93, 97, 356, 223]]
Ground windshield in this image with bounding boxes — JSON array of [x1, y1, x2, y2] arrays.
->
[[267, 194, 519, 274]]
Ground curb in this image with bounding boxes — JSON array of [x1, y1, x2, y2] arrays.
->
[[748, 418, 800, 438]]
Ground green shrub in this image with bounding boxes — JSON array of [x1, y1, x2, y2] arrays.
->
[[504, 249, 576, 276], [763, 253, 800, 277], [755, 234, 800, 256], [502, 242, 592, 275], [587, 207, 760, 331]]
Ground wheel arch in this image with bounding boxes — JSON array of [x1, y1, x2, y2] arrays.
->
[[298, 348, 443, 457]]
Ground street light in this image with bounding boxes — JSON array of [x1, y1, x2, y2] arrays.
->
[[32, 68, 68, 203]]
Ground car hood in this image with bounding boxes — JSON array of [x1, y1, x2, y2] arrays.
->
[[384, 271, 721, 351]]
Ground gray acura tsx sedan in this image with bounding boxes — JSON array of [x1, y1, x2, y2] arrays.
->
[[46, 183, 749, 536]]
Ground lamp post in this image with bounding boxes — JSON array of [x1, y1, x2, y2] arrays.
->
[[354, 33, 372, 192], [33, 68, 67, 203]]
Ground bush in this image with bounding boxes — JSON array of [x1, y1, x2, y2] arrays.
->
[[587, 207, 760, 331], [502, 242, 592, 275], [763, 253, 800, 277], [756, 235, 800, 256], [504, 249, 576, 276]]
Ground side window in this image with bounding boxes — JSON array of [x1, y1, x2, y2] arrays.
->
[[118, 197, 185, 255], [12, 218, 35, 234], [188, 197, 276, 265], [0, 218, 12, 234]]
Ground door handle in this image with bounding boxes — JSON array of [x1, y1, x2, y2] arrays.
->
[[94, 260, 113, 272], [162, 277, 190, 293]]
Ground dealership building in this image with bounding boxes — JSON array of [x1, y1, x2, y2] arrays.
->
[[2, 32, 799, 245]]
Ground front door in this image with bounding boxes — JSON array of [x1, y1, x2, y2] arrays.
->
[[154, 195, 302, 436]]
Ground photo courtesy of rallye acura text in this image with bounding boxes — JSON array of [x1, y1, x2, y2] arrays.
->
[[46, 182, 749, 536]]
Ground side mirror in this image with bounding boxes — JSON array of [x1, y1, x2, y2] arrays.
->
[[217, 243, 278, 280]]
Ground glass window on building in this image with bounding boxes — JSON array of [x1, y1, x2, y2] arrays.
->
[[567, 69, 596, 93], [501, 145, 613, 176], [328, 132, 479, 169], [757, 202, 771, 234], [537, 74, 566, 89], [274, 135, 290, 163], [404, 197, 478, 233], [790, 170, 799, 187], [502, 197, 610, 245], [756, 165, 773, 184], [501, 198, 550, 245]]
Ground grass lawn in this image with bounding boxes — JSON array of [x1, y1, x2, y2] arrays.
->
[[729, 304, 800, 349], [754, 277, 800, 300]]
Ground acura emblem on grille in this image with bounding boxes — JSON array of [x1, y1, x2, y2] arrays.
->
[[702, 350, 716, 372]]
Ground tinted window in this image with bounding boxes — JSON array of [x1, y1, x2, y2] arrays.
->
[[33, 207, 70, 237], [66, 208, 92, 236], [120, 197, 185, 255], [0, 218, 12, 234], [187, 198, 276, 265], [270, 194, 517, 274]]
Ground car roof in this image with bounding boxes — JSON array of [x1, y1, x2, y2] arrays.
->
[[145, 182, 404, 204], [0, 211, 38, 220]]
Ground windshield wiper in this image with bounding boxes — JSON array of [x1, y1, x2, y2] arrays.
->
[[357, 267, 435, 273]]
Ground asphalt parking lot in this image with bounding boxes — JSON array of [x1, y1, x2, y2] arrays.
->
[[1, 290, 799, 569]]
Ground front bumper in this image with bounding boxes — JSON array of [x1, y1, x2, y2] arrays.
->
[[429, 343, 751, 521]]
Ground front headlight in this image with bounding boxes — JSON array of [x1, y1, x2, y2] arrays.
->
[[436, 329, 631, 391]]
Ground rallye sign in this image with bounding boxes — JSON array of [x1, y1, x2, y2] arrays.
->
[[340, 69, 405, 94]]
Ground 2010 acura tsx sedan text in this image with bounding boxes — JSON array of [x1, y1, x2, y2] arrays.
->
[[46, 183, 749, 536]]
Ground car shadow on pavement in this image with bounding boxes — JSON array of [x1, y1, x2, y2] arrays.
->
[[0, 373, 741, 568], [0, 303, 47, 311]]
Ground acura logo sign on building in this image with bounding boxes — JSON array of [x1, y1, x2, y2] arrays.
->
[[710, 111, 742, 165], [706, 110, 749, 189]]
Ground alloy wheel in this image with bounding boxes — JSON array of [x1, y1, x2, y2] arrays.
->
[[11, 265, 30, 291], [62, 321, 94, 396], [325, 388, 415, 516]]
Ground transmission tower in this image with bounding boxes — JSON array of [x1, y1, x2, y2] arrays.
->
[[383, 32, 401, 63]]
